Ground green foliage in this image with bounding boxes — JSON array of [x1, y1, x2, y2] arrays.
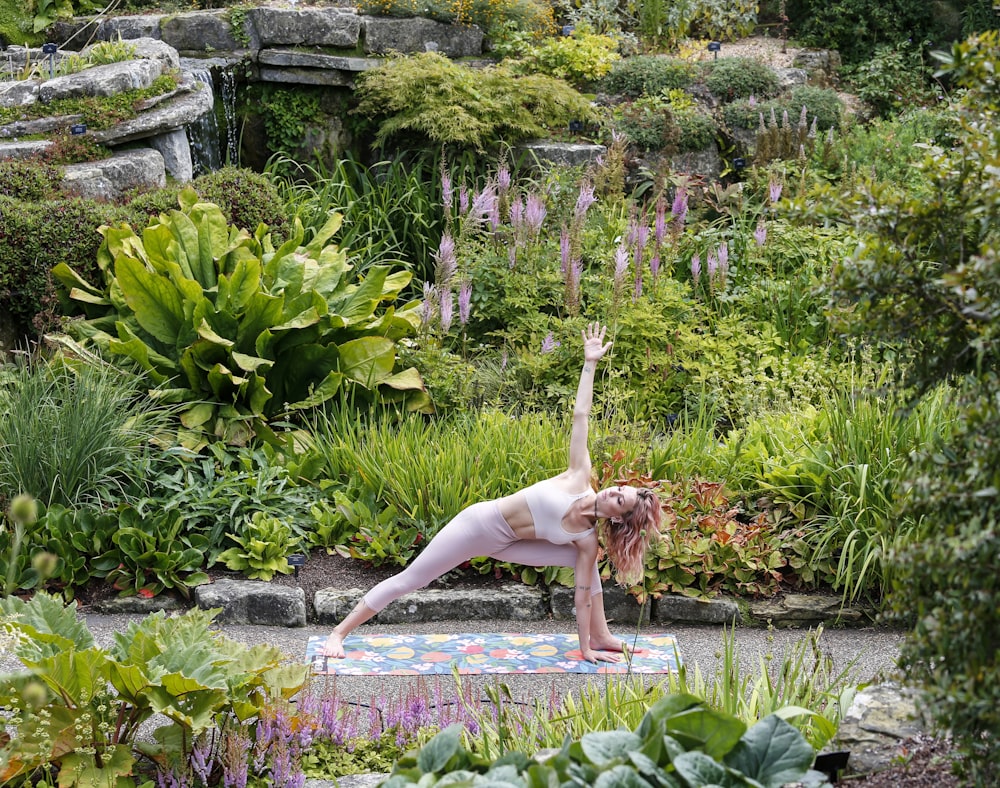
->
[[28, 0, 102, 32], [702, 56, 781, 103], [381, 697, 829, 788], [599, 55, 697, 98], [690, 0, 760, 41], [511, 26, 622, 88], [846, 41, 938, 118], [52, 187, 429, 448], [825, 31, 1000, 782], [352, 52, 596, 151], [37, 131, 113, 166], [0, 159, 61, 201], [784, 0, 934, 66], [0, 594, 306, 786], [359, 0, 555, 37], [255, 84, 323, 156], [217, 510, 298, 580], [0, 356, 169, 508]]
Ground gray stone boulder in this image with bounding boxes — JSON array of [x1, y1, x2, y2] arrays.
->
[[61, 148, 166, 201], [374, 585, 549, 624], [518, 141, 606, 170], [0, 79, 42, 109], [774, 66, 809, 89], [39, 58, 164, 102], [748, 593, 872, 627], [0, 140, 53, 160], [832, 683, 936, 775], [160, 10, 259, 55], [110, 37, 181, 70], [362, 16, 483, 57], [550, 584, 650, 625], [654, 594, 740, 625], [93, 71, 214, 147], [791, 49, 842, 83], [250, 7, 362, 48], [196, 578, 307, 626]]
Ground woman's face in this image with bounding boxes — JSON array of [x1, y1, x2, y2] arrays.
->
[[598, 485, 639, 520]]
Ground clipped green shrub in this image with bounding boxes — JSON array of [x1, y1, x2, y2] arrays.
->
[[702, 56, 781, 103], [0, 160, 61, 201], [352, 51, 596, 151], [598, 55, 697, 98], [847, 41, 938, 118]]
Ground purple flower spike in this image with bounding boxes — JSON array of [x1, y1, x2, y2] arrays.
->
[[441, 168, 453, 212], [748, 94, 757, 108], [509, 196, 524, 230], [654, 198, 667, 246], [633, 271, 643, 302], [471, 184, 497, 224], [671, 188, 688, 227], [497, 165, 511, 194], [707, 248, 718, 279], [769, 179, 782, 204], [574, 182, 597, 221], [434, 233, 457, 285], [525, 192, 547, 235], [691, 253, 701, 283], [650, 253, 660, 280], [459, 280, 472, 327], [614, 243, 630, 285], [439, 288, 454, 333], [421, 282, 436, 327], [754, 220, 767, 247], [541, 332, 560, 354], [560, 226, 571, 274], [717, 242, 728, 273], [508, 246, 517, 269], [459, 184, 470, 214]]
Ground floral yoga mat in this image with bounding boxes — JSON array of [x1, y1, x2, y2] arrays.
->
[[305, 633, 681, 675]]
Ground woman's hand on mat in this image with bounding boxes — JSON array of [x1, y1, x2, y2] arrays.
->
[[582, 648, 622, 664]]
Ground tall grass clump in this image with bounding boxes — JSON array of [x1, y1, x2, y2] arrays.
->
[[0, 355, 169, 507]]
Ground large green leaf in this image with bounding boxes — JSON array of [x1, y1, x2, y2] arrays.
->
[[573, 730, 644, 767], [723, 715, 815, 788], [664, 707, 747, 760], [115, 256, 189, 345], [672, 752, 753, 788], [57, 745, 135, 788], [338, 336, 396, 386], [218, 257, 262, 313]]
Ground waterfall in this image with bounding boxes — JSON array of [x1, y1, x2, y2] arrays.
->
[[181, 57, 242, 175]]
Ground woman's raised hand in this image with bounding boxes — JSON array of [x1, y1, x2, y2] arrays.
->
[[582, 322, 612, 363]]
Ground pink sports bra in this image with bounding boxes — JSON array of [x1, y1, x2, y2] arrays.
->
[[521, 478, 594, 544]]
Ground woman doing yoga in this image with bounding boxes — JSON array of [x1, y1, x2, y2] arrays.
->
[[320, 322, 662, 663]]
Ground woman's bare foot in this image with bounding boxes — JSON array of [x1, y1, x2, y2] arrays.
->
[[320, 632, 346, 658], [589, 637, 647, 656]]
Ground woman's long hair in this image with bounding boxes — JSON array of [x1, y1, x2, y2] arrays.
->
[[598, 487, 662, 586]]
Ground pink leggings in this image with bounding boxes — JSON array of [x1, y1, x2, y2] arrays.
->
[[363, 501, 603, 612]]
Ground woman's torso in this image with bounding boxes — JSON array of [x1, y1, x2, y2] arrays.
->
[[496, 474, 594, 544]]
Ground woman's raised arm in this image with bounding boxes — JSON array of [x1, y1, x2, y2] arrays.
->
[[567, 323, 612, 473]]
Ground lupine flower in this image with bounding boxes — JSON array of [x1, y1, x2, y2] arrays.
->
[[560, 226, 571, 274], [540, 332, 560, 354], [441, 168, 453, 213], [769, 179, 782, 204], [574, 181, 596, 221], [754, 219, 767, 247], [654, 197, 667, 247], [497, 164, 511, 194], [434, 232, 457, 282], [525, 192, 547, 236], [459, 184, 470, 214], [439, 288, 453, 333], [458, 280, 472, 327], [671, 187, 688, 228]]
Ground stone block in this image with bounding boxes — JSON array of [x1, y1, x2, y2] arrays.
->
[[160, 10, 259, 54], [362, 16, 483, 57], [147, 127, 194, 181], [0, 79, 40, 109], [61, 148, 166, 201], [97, 15, 165, 41], [747, 593, 871, 627], [0, 140, 52, 160], [653, 594, 739, 625], [94, 71, 214, 146], [93, 595, 186, 614], [257, 67, 354, 87], [39, 59, 164, 102], [313, 588, 366, 625], [549, 584, 650, 625], [195, 578, 307, 627], [374, 585, 548, 624], [517, 141, 607, 170], [250, 7, 362, 48]]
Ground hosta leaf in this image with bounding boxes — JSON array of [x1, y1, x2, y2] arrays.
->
[[723, 715, 814, 788]]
